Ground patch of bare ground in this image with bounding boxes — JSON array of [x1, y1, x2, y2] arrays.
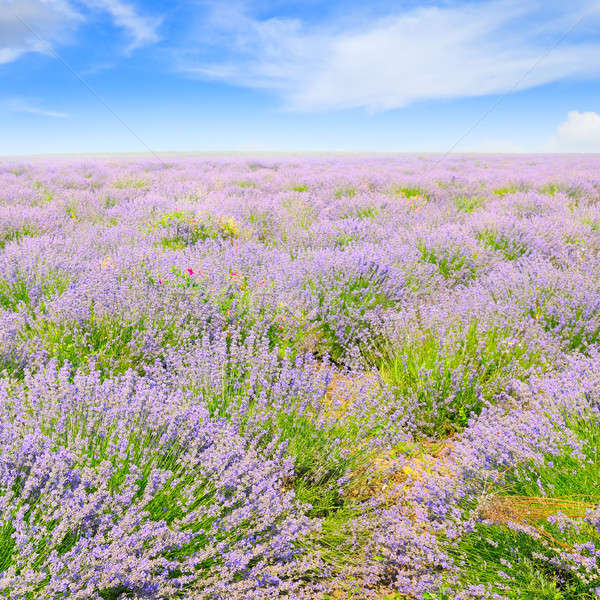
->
[[320, 369, 456, 599], [479, 494, 600, 551], [323, 369, 381, 417]]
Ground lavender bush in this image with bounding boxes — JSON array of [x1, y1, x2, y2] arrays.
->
[[1, 154, 600, 598]]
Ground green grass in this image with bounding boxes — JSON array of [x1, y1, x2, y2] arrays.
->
[[333, 232, 360, 248], [335, 187, 357, 199], [31, 181, 55, 205], [247, 209, 277, 244], [283, 198, 318, 230], [0, 224, 37, 250], [65, 204, 78, 219], [306, 270, 398, 363], [454, 195, 485, 213], [247, 161, 277, 171], [582, 217, 599, 232], [0, 271, 69, 312], [19, 313, 154, 377], [113, 177, 148, 189], [235, 180, 257, 189], [291, 184, 309, 192], [12, 277, 198, 378], [378, 322, 544, 437], [477, 228, 529, 260], [540, 182, 562, 196], [149, 267, 315, 363], [526, 290, 600, 354], [173, 343, 378, 553], [391, 185, 427, 199], [539, 183, 582, 200], [417, 243, 477, 281], [103, 195, 117, 208], [446, 412, 600, 599], [150, 210, 240, 249], [493, 184, 519, 197], [1, 386, 311, 596], [340, 205, 379, 219]]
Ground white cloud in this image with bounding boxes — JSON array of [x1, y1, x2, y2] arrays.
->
[[548, 111, 600, 152], [179, 1, 600, 112], [0, 0, 160, 63], [0, 0, 82, 64], [81, 0, 162, 51], [6, 97, 69, 118]]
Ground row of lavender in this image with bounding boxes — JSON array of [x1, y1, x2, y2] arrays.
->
[[0, 155, 599, 599]]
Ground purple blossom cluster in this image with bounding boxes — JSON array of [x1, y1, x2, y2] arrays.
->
[[1, 154, 600, 598], [0, 364, 320, 599]]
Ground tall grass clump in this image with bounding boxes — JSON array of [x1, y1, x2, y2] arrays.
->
[[378, 321, 544, 437], [446, 411, 600, 599]]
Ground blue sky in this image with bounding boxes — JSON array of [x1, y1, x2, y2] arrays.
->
[[1, 0, 600, 154]]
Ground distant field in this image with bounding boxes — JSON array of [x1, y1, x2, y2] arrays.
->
[[1, 154, 599, 599]]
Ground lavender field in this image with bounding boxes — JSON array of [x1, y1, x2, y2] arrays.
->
[[1, 154, 600, 599]]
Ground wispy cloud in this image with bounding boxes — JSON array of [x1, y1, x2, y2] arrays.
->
[[81, 0, 162, 51], [0, 0, 161, 64], [0, 0, 82, 64], [178, 1, 600, 112], [7, 97, 70, 118], [548, 111, 600, 152]]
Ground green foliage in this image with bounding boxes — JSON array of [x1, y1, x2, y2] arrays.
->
[[0, 279, 28, 311], [528, 293, 600, 353], [13, 273, 195, 378], [113, 177, 148, 189], [159, 267, 309, 362], [235, 180, 257, 188], [477, 228, 529, 260], [333, 233, 359, 248], [20, 313, 153, 377], [151, 211, 240, 249], [417, 243, 477, 281], [582, 217, 599, 231], [0, 224, 37, 249], [291, 184, 309, 192], [176, 341, 375, 534], [307, 270, 397, 363], [0, 271, 69, 312], [379, 322, 544, 436], [546, 184, 583, 200], [247, 210, 276, 243], [391, 185, 427, 199], [283, 198, 317, 230], [274, 413, 368, 518], [454, 195, 485, 213], [508, 415, 600, 499], [340, 205, 379, 219], [4, 385, 292, 591], [335, 187, 356, 199], [31, 184, 54, 204], [493, 184, 519, 197], [540, 182, 562, 196], [65, 205, 78, 219], [563, 234, 587, 259], [103, 195, 117, 208], [450, 412, 600, 599]]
